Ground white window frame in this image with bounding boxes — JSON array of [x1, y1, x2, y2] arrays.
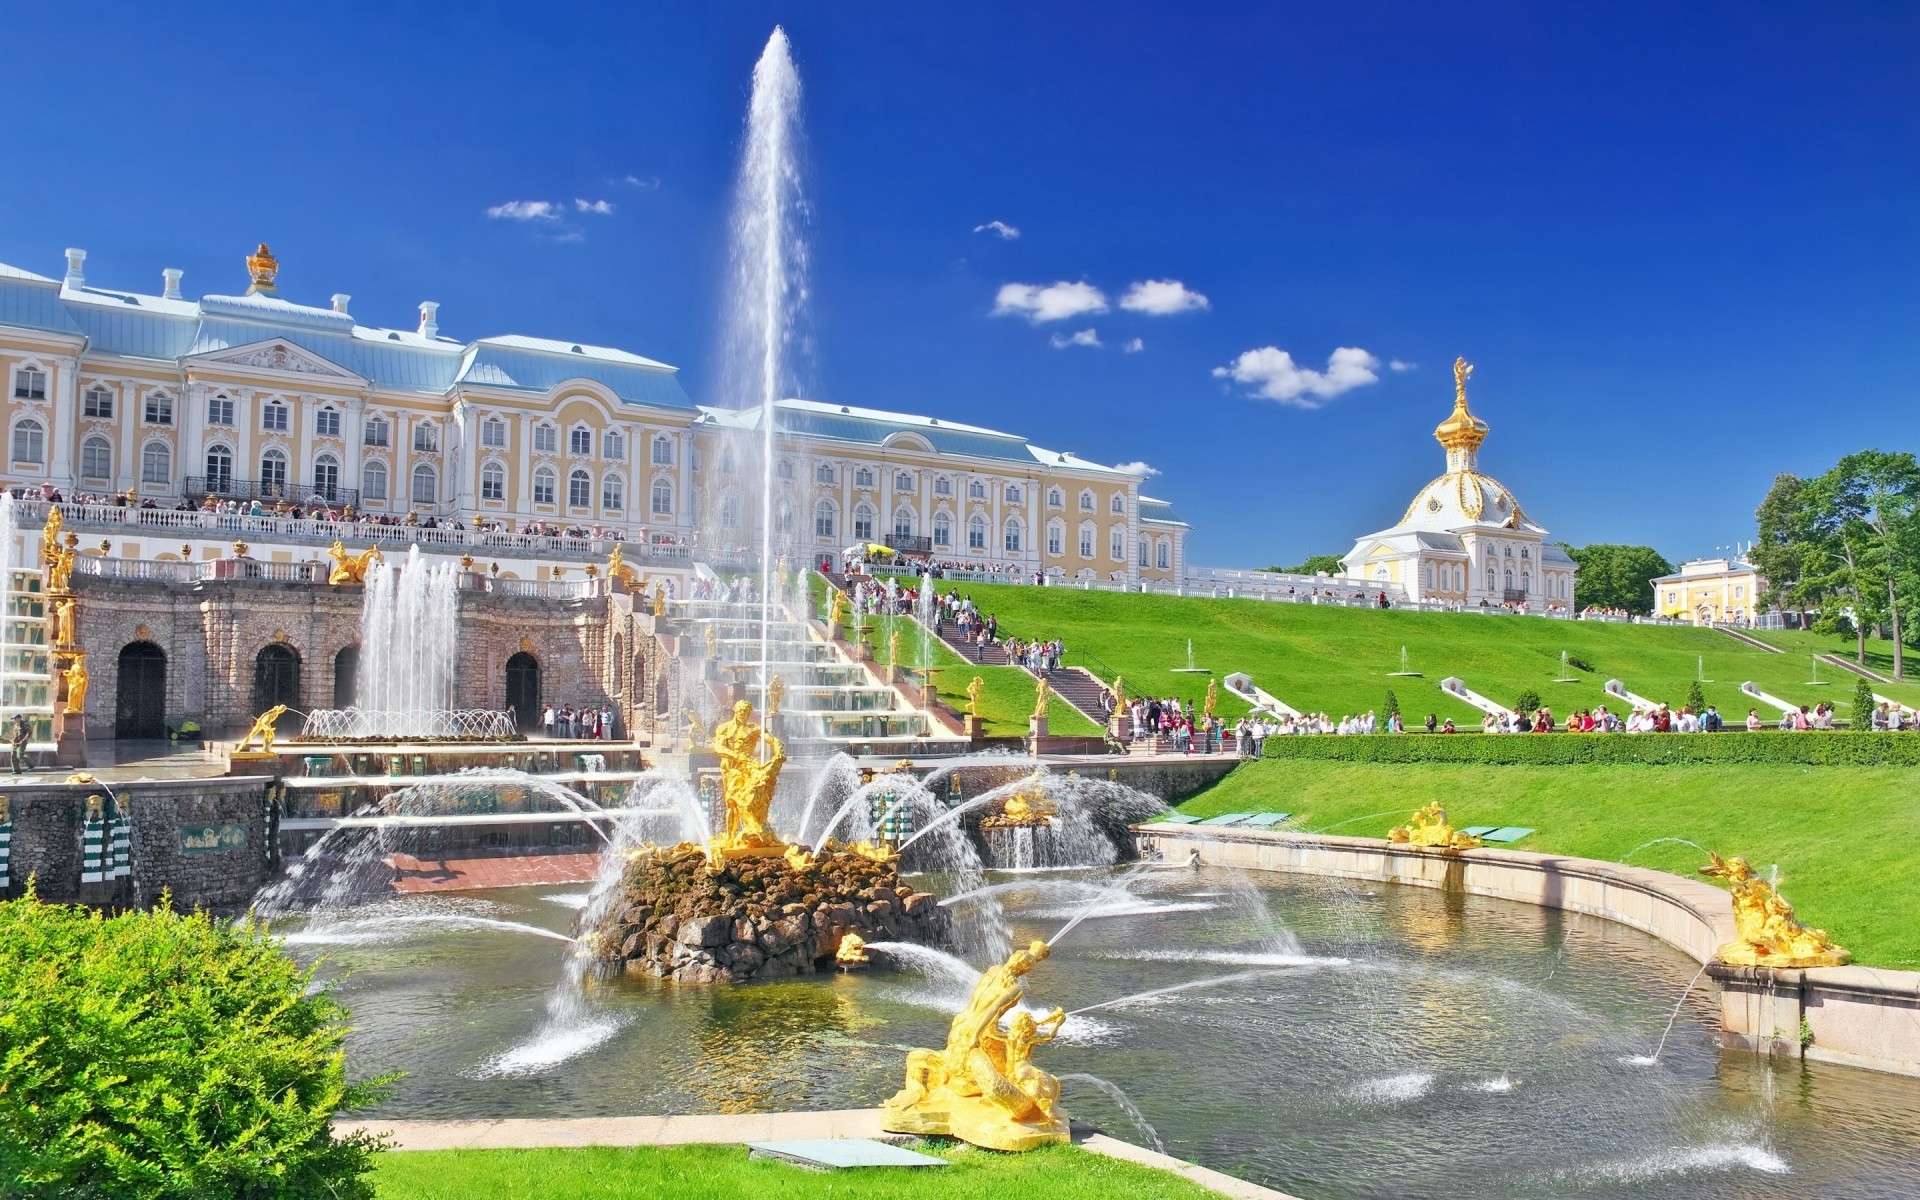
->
[[82, 385, 114, 419], [533, 466, 557, 507], [482, 417, 507, 448], [480, 461, 506, 501], [314, 407, 341, 438], [144, 391, 174, 426], [261, 401, 289, 433], [361, 458, 388, 502]]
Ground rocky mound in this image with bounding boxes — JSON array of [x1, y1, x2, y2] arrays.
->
[[589, 845, 952, 983]]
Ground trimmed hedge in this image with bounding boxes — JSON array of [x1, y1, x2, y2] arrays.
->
[[1260, 730, 1920, 767]]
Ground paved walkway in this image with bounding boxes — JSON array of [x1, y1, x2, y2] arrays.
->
[[336, 1108, 1299, 1200]]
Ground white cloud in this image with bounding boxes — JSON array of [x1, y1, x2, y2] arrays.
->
[[1049, 328, 1102, 349], [623, 174, 661, 189], [1389, 359, 1415, 372], [973, 220, 1021, 240], [1112, 460, 1160, 477], [1120, 279, 1210, 315], [574, 198, 615, 215], [993, 281, 1108, 323], [486, 200, 561, 221], [1212, 346, 1383, 409], [1121, 337, 1145, 353]]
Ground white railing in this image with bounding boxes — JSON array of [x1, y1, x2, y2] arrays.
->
[[74, 553, 607, 599], [297, 707, 518, 741]]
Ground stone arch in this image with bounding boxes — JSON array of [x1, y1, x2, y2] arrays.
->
[[251, 643, 301, 718], [115, 641, 166, 739], [505, 651, 540, 732], [333, 644, 361, 708]]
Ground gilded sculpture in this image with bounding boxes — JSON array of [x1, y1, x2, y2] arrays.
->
[[1454, 355, 1473, 403], [1700, 851, 1850, 969], [46, 537, 78, 593], [1204, 678, 1218, 720], [1032, 677, 1051, 721], [835, 930, 870, 964], [39, 510, 62, 567], [708, 699, 787, 861], [246, 242, 279, 293], [881, 939, 1070, 1152], [237, 704, 290, 754], [888, 628, 902, 668], [684, 708, 708, 746], [61, 654, 88, 715], [829, 587, 848, 628], [966, 676, 984, 718], [651, 583, 667, 618], [1388, 801, 1481, 850], [326, 542, 384, 586], [1111, 675, 1126, 713], [982, 771, 1057, 829], [52, 596, 77, 647], [767, 675, 786, 716], [606, 543, 643, 590], [704, 625, 717, 660]]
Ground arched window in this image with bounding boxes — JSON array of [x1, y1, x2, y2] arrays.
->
[[80, 436, 112, 481], [1486, 568, 1496, 592], [533, 466, 556, 506], [313, 453, 341, 501], [1139, 539, 1150, 567], [12, 365, 47, 401], [1425, 563, 1435, 589], [933, 476, 952, 497], [814, 462, 836, 484], [482, 416, 506, 447], [652, 478, 674, 516], [894, 471, 914, 493], [1111, 493, 1125, 514], [933, 512, 952, 548], [1110, 526, 1125, 561], [1004, 484, 1024, 505], [1004, 517, 1023, 554], [775, 457, 795, 480], [533, 423, 557, 453], [968, 479, 986, 500], [412, 421, 439, 452], [1078, 522, 1095, 559], [260, 448, 288, 496], [602, 474, 624, 511], [1503, 568, 1514, 590], [141, 441, 171, 487], [853, 503, 875, 542], [893, 507, 914, 539], [1521, 571, 1531, 594], [11, 419, 44, 465], [363, 414, 389, 446], [854, 467, 874, 488], [1047, 488, 1064, 509], [1046, 520, 1065, 556], [569, 425, 593, 456], [411, 462, 437, 505], [1079, 490, 1095, 512], [813, 499, 835, 538], [967, 515, 987, 551], [362, 459, 388, 502], [603, 430, 625, 461], [568, 468, 591, 507], [720, 491, 741, 530], [83, 384, 114, 419], [481, 461, 505, 501], [651, 435, 674, 465]]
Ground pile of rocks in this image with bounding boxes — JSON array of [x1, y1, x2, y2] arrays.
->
[[588, 845, 952, 983]]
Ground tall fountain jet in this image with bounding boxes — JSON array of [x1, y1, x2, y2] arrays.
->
[[357, 547, 460, 737], [721, 27, 809, 730]]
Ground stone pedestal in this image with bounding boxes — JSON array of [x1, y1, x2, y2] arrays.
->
[[1028, 715, 1049, 738], [54, 711, 86, 765], [1710, 962, 1808, 1060], [227, 750, 281, 778], [965, 715, 984, 741]]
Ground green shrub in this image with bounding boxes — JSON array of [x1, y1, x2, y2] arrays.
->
[[1383, 689, 1400, 718], [1854, 677, 1876, 729], [1686, 681, 1707, 712], [0, 890, 393, 1199], [1513, 688, 1543, 715], [1260, 730, 1920, 767]]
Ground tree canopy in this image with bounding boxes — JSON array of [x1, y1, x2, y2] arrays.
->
[[1564, 544, 1674, 614], [1271, 554, 1345, 576]]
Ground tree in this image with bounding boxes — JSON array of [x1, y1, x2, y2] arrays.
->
[[1853, 677, 1876, 730], [1685, 680, 1707, 713], [1384, 689, 1400, 718], [1270, 554, 1346, 577], [1563, 544, 1676, 615], [1513, 688, 1542, 716]]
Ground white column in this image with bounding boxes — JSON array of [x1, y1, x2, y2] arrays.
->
[[292, 393, 313, 500], [116, 376, 136, 491], [48, 354, 77, 486], [181, 379, 206, 494], [452, 400, 477, 515], [343, 395, 365, 500]]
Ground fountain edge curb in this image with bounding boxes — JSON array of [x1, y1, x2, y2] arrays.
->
[[1134, 823, 1920, 1079], [331, 1109, 1302, 1199]]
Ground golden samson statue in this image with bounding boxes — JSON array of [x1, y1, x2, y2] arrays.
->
[[707, 699, 787, 862]]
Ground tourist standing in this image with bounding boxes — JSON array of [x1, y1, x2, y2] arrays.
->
[[8, 714, 27, 774], [541, 704, 555, 738]]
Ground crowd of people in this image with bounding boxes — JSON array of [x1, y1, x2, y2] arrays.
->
[[537, 702, 619, 740]]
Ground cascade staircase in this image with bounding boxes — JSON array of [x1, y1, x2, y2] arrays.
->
[[1711, 623, 1781, 653]]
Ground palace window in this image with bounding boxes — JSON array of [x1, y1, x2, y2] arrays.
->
[[481, 461, 505, 501], [363, 415, 389, 446], [144, 391, 173, 425], [1521, 571, 1531, 593], [313, 454, 341, 501], [413, 422, 439, 453], [1004, 484, 1023, 504], [653, 479, 675, 517], [1046, 520, 1064, 556], [814, 462, 835, 484], [80, 436, 112, 481], [1047, 488, 1064, 509], [533, 423, 557, 453], [315, 407, 341, 438], [895, 472, 915, 493], [12, 366, 46, 401], [774, 497, 794, 534], [968, 515, 987, 551], [893, 507, 914, 540], [933, 512, 952, 548], [776, 457, 795, 480], [813, 500, 835, 538], [482, 417, 506, 448], [720, 492, 742, 530], [1489, 569, 1498, 592], [1110, 527, 1124, 561], [533, 466, 556, 506], [362, 459, 388, 502], [720, 448, 737, 476], [1111, 493, 1124, 515], [1521, 547, 1530, 560], [602, 475, 624, 511], [83, 385, 114, 419], [968, 480, 986, 500], [569, 469, 591, 507], [261, 401, 289, 433], [603, 429, 625, 461], [141, 441, 171, 487], [854, 467, 875, 488], [411, 463, 438, 505], [1157, 540, 1170, 570], [1079, 490, 1095, 512], [1139, 539, 1150, 567], [207, 394, 235, 427], [204, 445, 233, 492], [1079, 524, 1095, 559], [853, 503, 875, 542], [1004, 517, 1023, 554], [18, 407, 62, 467], [652, 435, 675, 466], [570, 426, 593, 456], [260, 448, 288, 496], [933, 476, 951, 497]]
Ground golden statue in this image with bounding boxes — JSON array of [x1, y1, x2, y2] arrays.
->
[[708, 699, 787, 861], [651, 583, 667, 618], [1700, 852, 1850, 968], [46, 539, 78, 593], [881, 939, 1070, 1152], [766, 675, 786, 716], [606, 543, 642, 590], [52, 596, 77, 647], [85, 794, 105, 821], [829, 587, 848, 628], [0, 794, 9, 824], [835, 931, 870, 964], [246, 242, 279, 293], [61, 654, 88, 715], [888, 628, 902, 668], [1032, 677, 1051, 721], [1453, 355, 1473, 404], [1112, 675, 1126, 712], [237, 704, 289, 753], [684, 708, 707, 745], [984, 772, 1057, 829], [967, 676, 984, 717], [703, 626, 717, 660], [1388, 801, 1481, 850], [1204, 678, 1218, 720], [40, 509, 63, 567], [326, 541, 383, 585]]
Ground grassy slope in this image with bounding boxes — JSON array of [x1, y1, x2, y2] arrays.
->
[[944, 582, 1920, 724], [1746, 627, 1919, 683], [374, 1143, 1217, 1200], [1178, 759, 1920, 968]]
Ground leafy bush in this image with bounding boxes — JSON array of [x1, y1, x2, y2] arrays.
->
[[0, 891, 393, 1199], [1383, 689, 1400, 718], [1854, 677, 1876, 729], [1513, 688, 1543, 715], [1565, 655, 1595, 673], [1686, 681, 1707, 712], [1260, 730, 1920, 766]]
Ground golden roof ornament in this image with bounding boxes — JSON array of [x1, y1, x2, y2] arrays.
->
[[246, 243, 279, 294], [1433, 356, 1489, 455]]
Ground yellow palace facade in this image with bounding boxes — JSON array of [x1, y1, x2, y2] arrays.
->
[[0, 243, 1186, 581]]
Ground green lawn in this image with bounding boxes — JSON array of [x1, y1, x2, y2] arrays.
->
[[1177, 759, 1920, 967], [942, 582, 1920, 725], [1745, 626, 1919, 683], [374, 1142, 1217, 1199], [847, 610, 1103, 737]]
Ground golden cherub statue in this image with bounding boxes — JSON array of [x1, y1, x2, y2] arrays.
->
[[61, 654, 88, 715], [703, 625, 717, 659], [881, 939, 1069, 1152], [40, 509, 63, 566], [1700, 851, 1850, 968], [1454, 356, 1473, 404], [652, 583, 667, 618], [1112, 675, 1126, 712], [829, 586, 849, 626], [326, 541, 384, 586], [1032, 677, 1051, 721], [966, 676, 984, 717], [767, 674, 786, 716], [1388, 801, 1481, 850], [237, 704, 289, 753], [46, 538, 78, 593], [707, 699, 787, 861], [606, 543, 642, 590]]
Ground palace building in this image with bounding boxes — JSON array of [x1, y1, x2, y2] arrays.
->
[[1340, 358, 1576, 608], [0, 243, 1186, 582]]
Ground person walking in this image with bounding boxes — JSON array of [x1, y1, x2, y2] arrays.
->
[[9, 713, 27, 774], [541, 704, 555, 738]]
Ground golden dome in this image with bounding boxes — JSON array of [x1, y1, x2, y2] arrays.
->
[[1433, 356, 1487, 453]]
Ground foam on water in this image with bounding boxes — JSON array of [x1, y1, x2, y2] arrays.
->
[[1464, 1074, 1516, 1093], [474, 1016, 629, 1078], [1107, 949, 1352, 969], [1347, 1072, 1435, 1105], [1575, 1143, 1790, 1181], [281, 915, 575, 947], [541, 893, 591, 910], [1032, 900, 1220, 920]]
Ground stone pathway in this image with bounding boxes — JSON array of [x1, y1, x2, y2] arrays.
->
[[336, 1108, 1300, 1199]]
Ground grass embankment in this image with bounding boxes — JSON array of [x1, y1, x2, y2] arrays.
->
[[374, 1142, 1217, 1199], [942, 582, 1920, 724], [852, 613, 1102, 738], [1746, 627, 1919, 683], [1178, 758, 1920, 968]]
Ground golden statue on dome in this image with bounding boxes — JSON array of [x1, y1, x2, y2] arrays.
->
[[1454, 355, 1473, 404], [246, 243, 279, 294], [1434, 357, 1489, 454]]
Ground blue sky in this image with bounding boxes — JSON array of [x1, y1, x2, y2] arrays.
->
[[3, 2, 1913, 567]]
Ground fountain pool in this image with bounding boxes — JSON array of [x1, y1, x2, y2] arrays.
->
[[290, 866, 1920, 1199]]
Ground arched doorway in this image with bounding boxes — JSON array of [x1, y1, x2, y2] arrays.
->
[[252, 644, 301, 717], [333, 645, 361, 708], [115, 642, 167, 738], [506, 652, 540, 731]]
